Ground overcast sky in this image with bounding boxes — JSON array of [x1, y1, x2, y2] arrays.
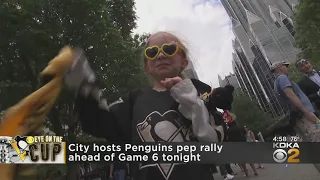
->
[[133, 0, 235, 87]]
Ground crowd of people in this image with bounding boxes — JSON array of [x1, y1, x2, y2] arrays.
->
[[271, 59, 320, 142], [209, 125, 264, 180]]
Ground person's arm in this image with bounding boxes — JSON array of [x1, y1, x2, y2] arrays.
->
[[75, 84, 133, 141], [283, 88, 309, 113], [64, 51, 133, 141], [283, 87, 316, 123], [278, 75, 309, 113], [170, 79, 222, 142]]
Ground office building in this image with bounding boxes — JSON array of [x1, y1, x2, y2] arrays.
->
[[218, 73, 240, 88], [220, 0, 300, 117]]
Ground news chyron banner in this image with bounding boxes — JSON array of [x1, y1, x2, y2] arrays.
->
[[2, 136, 319, 164], [66, 142, 320, 164], [0, 136, 66, 164]]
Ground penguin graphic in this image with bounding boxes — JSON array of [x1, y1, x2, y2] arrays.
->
[[9, 136, 37, 163], [137, 110, 193, 143], [12, 136, 31, 159], [137, 110, 196, 180]]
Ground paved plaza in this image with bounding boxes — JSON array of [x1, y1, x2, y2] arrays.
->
[[213, 164, 320, 180]]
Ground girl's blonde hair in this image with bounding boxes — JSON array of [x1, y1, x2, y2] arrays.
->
[[144, 31, 190, 80]]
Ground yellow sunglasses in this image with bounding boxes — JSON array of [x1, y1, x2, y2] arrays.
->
[[144, 43, 183, 60]]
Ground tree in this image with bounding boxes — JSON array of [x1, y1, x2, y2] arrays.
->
[[106, 0, 137, 40], [133, 33, 150, 48], [0, 0, 148, 179], [287, 62, 303, 83], [232, 90, 274, 132], [294, 0, 320, 65]]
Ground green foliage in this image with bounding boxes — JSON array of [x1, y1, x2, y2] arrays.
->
[[36, 164, 67, 179], [106, 0, 137, 40], [0, 0, 149, 179], [0, 0, 149, 105], [287, 63, 303, 83], [133, 33, 150, 48], [0, 0, 149, 131], [294, 0, 320, 63], [232, 89, 275, 132]]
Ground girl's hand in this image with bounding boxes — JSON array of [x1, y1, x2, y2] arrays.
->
[[160, 77, 183, 90]]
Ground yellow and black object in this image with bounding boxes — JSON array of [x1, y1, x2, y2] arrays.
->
[[0, 46, 76, 180]]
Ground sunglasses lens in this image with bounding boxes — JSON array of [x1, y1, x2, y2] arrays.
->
[[296, 60, 308, 68], [163, 44, 177, 55], [145, 47, 159, 59]]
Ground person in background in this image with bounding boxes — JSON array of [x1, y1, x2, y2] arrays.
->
[[296, 59, 320, 113], [243, 126, 259, 176], [218, 164, 235, 180], [271, 61, 317, 127], [109, 163, 128, 180], [210, 165, 218, 174], [214, 111, 235, 180], [244, 126, 264, 169], [254, 137, 264, 169], [271, 61, 320, 141], [222, 116, 247, 177], [238, 164, 244, 173], [224, 164, 236, 176]]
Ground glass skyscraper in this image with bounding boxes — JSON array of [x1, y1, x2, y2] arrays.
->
[[220, 0, 300, 117]]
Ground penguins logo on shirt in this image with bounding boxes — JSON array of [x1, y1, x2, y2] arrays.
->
[[136, 110, 195, 180]]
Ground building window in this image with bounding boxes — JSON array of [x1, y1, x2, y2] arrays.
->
[[282, 18, 295, 36], [283, 0, 291, 11], [236, 46, 242, 52], [275, 21, 281, 28]]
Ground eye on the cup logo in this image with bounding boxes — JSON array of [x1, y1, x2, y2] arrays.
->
[[273, 149, 287, 163]]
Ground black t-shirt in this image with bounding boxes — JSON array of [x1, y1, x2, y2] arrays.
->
[[76, 81, 215, 180], [131, 89, 212, 180]]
